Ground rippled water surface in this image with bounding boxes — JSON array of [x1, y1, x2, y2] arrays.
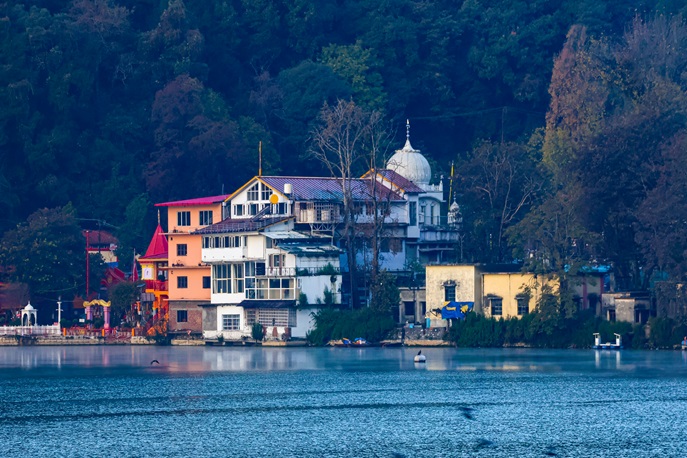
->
[[1, 346, 687, 457]]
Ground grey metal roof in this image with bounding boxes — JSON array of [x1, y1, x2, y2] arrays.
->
[[263, 231, 311, 240], [261, 176, 404, 202], [280, 244, 341, 256], [193, 216, 291, 235], [238, 300, 297, 309]]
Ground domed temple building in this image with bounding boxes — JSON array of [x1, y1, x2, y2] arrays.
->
[[377, 120, 462, 268]]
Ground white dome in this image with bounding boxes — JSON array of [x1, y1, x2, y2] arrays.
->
[[386, 138, 432, 186], [23, 303, 34, 311]]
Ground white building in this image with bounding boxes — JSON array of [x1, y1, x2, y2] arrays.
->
[[196, 120, 462, 337], [195, 214, 342, 342]]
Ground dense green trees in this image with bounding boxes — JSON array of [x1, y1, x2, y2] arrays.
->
[[506, 16, 687, 289], [0, 205, 87, 297], [3, 0, 687, 299]]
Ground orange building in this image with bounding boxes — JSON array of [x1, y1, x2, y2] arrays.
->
[[154, 195, 227, 335]]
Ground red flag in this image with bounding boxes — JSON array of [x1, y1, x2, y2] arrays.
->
[[132, 254, 139, 282]]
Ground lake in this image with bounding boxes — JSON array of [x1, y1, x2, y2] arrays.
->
[[1, 346, 686, 457]]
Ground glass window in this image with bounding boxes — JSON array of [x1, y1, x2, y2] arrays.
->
[[444, 285, 456, 302], [213, 264, 230, 294], [203, 237, 211, 249], [247, 183, 259, 201], [409, 201, 417, 226], [199, 210, 213, 226], [491, 298, 503, 316], [177, 310, 188, 323], [177, 244, 187, 256], [233, 264, 244, 293], [256, 262, 266, 276], [234, 205, 244, 216], [177, 276, 188, 288], [517, 296, 529, 315], [202, 276, 211, 289], [261, 183, 272, 201], [270, 254, 284, 267], [222, 314, 240, 331], [249, 309, 296, 327], [177, 211, 191, 226]]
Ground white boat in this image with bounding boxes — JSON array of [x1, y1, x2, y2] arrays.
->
[[414, 350, 426, 363]]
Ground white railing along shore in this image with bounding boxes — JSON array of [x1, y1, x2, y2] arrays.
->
[[0, 325, 62, 336]]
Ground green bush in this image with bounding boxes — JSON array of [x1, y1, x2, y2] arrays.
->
[[647, 317, 687, 348], [306, 308, 396, 345], [448, 309, 639, 349], [251, 323, 264, 342]]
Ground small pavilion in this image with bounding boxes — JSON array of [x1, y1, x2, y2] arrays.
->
[[21, 302, 37, 326]]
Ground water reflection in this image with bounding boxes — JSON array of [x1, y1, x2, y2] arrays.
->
[[4, 346, 687, 374], [2, 346, 687, 457]]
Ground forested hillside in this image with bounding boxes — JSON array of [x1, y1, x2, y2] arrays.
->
[[2, 0, 687, 290]]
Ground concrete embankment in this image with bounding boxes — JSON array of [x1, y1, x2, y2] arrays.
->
[[0, 336, 157, 346]]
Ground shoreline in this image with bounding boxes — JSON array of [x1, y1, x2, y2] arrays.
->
[[2, 335, 685, 350]]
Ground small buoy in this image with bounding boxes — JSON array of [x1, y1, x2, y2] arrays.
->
[[414, 350, 426, 363]]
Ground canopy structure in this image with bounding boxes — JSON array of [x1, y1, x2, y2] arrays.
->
[[441, 302, 474, 320]]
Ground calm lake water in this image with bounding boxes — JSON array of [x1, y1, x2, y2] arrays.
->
[[1, 346, 687, 458]]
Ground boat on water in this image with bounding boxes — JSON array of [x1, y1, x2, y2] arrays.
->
[[592, 332, 623, 350], [333, 337, 374, 347]]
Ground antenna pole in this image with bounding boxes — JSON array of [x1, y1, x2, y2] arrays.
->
[[259, 141, 262, 176]]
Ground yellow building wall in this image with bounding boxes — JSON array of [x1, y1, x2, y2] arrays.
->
[[482, 273, 557, 319], [166, 204, 222, 302], [425, 265, 481, 312]]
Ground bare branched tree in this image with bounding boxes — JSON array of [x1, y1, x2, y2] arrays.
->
[[310, 99, 391, 307]]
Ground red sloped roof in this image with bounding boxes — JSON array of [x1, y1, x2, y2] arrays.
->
[[101, 267, 127, 288], [138, 224, 168, 261], [372, 169, 425, 193], [82, 230, 119, 245], [155, 194, 229, 207]]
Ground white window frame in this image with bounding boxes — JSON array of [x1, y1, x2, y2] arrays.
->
[[222, 314, 241, 331]]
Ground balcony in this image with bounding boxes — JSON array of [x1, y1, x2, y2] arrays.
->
[[203, 247, 247, 263], [144, 280, 168, 292], [264, 267, 296, 277], [296, 203, 342, 224]]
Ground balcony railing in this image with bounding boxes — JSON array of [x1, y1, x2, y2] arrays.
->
[[0, 325, 61, 336], [296, 203, 342, 224], [264, 267, 296, 277], [144, 280, 168, 291]]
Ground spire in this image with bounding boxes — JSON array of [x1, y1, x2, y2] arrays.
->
[[403, 119, 415, 152], [157, 209, 160, 225], [142, 224, 168, 259]]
